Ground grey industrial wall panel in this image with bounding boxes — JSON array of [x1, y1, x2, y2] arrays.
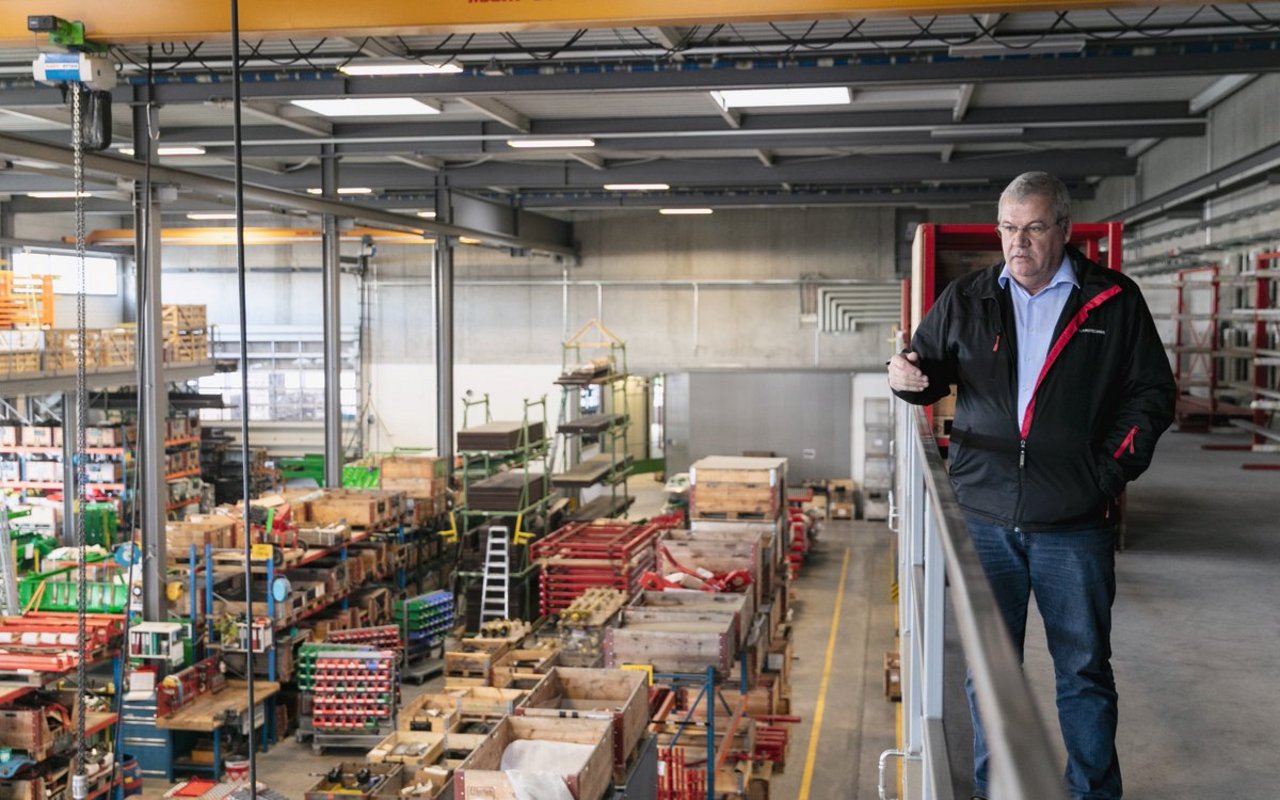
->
[[665, 369, 851, 483]]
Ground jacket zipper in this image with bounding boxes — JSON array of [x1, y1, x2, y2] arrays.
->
[[1014, 284, 1124, 526], [1113, 425, 1139, 459]]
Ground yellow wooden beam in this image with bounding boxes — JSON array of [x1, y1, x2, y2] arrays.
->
[[0, 1, 1167, 44]]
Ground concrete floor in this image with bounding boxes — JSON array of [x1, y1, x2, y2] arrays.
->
[[146, 432, 1280, 798]]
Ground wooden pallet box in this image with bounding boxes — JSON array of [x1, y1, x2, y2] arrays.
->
[[518, 667, 649, 781], [630, 590, 750, 651], [491, 646, 561, 690], [99, 327, 136, 367], [455, 716, 614, 800], [689, 456, 787, 519], [0, 706, 64, 762], [166, 516, 236, 552], [605, 608, 735, 676], [400, 692, 464, 733], [454, 686, 527, 719], [0, 351, 41, 376], [305, 762, 404, 800], [655, 531, 762, 622], [296, 488, 405, 529], [368, 730, 446, 767]]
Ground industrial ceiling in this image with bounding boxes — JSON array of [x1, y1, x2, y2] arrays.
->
[[0, 4, 1277, 229]]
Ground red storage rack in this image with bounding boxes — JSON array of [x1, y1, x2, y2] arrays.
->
[[531, 521, 664, 615], [310, 650, 399, 733]]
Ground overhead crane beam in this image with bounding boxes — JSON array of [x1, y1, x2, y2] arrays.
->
[[0, 1, 1176, 43]]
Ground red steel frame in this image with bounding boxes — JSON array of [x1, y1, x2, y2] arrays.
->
[[532, 521, 663, 614], [905, 222, 1124, 446], [1170, 264, 1229, 430], [1243, 252, 1280, 469]]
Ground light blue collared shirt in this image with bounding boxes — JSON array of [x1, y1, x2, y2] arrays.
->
[[998, 256, 1078, 426]]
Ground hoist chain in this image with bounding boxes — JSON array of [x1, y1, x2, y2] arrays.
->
[[71, 86, 90, 793]]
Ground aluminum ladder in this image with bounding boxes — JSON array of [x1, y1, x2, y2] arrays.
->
[[479, 526, 511, 623]]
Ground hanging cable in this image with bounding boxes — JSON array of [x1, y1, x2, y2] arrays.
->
[[112, 44, 156, 784], [230, 1, 259, 796]]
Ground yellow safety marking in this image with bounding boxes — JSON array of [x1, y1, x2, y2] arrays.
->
[[619, 664, 654, 686], [798, 546, 851, 800]]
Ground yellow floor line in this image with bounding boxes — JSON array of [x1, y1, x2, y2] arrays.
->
[[798, 546, 852, 800]]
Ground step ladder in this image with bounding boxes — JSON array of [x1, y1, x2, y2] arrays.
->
[[0, 513, 19, 616], [479, 526, 511, 623]]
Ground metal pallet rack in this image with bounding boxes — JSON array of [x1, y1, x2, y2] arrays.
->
[[552, 320, 635, 522], [1216, 251, 1280, 466]]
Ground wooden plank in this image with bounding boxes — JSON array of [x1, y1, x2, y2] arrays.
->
[[154, 680, 281, 731]]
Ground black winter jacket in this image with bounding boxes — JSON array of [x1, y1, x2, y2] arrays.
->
[[894, 246, 1176, 531]]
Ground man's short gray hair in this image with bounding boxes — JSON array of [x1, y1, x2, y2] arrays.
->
[[999, 172, 1071, 226]]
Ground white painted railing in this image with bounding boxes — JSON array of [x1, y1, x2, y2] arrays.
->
[[881, 400, 1067, 800]]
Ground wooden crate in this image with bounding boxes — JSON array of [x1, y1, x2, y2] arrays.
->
[[400, 692, 463, 733], [162, 303, 207, 332], [0, 351, 40, 376], [631, 590, 749, 651], [656, 531, 762, 621], [163, 332, 208, 364], [491, 646, 561, 690], [689, 456, 787, 519], [44, 328, 101, 371], [295, 488, 405, 529], [454, 686, 527, 719], [445, 650, 497, 688], [519, 667, 649, 780], [455, 716, 614, 800], [605, 607, 735, 676], [99, 327, 135, 367], [368, 730, 446, 767]]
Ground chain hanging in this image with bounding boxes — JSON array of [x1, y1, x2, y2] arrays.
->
[[71, 85, 90, 797]]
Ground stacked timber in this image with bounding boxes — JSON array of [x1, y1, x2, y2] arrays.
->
[[456, 421, 545, 452]]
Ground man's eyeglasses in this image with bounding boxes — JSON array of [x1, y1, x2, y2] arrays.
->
[[995, 221, 1064, 240]]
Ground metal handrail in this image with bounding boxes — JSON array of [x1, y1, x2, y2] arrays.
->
[[890, 401, 1067, 800]]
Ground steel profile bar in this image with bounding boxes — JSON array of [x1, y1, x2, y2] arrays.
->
[[0, 132, 576, 257]]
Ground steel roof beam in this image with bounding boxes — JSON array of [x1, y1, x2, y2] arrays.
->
[[0, 132, 576, 256]]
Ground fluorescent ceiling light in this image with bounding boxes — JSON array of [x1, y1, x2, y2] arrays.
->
[[118, 145, 207, 156], [711, 87, 851, 110], [186, 212, 238, 220], [603, 183, 670, 191], [458, 236, 483, 245], [26, 190, 91, 198], [930, 126, 1025, 140], [949, 38, 1085, 58], [659, 208, 714, 216], [306, 187, 374, 195], [339, 61, 462, 76], [292, 97, 440, 118], [416, 210, 437, 219], [506, 138, 596, 149]]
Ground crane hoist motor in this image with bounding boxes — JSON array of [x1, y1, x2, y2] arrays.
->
[[28, 15, 115, 151]]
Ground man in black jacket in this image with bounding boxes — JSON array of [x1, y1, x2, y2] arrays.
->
[[888, 172, 1175, 800]]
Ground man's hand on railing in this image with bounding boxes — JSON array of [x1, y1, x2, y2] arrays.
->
[[887, 351, 930, 393]]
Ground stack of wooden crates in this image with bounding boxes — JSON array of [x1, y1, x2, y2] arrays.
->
[[162, 304, 209, 363], [686, 455, 793, 713]]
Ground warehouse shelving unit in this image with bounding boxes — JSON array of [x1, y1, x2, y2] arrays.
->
[[552, 320, 635, 522], [453, 396, 554, 629]]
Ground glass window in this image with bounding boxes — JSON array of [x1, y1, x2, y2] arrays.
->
[[12, 251, 119, 296]]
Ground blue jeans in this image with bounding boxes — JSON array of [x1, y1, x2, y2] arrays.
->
[[964, 517, 1122, 800]]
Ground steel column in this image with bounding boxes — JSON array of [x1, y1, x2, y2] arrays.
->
[[134, 100, 168, 621], [321, 144, 342, 487], [433, 235, 455, 475]]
